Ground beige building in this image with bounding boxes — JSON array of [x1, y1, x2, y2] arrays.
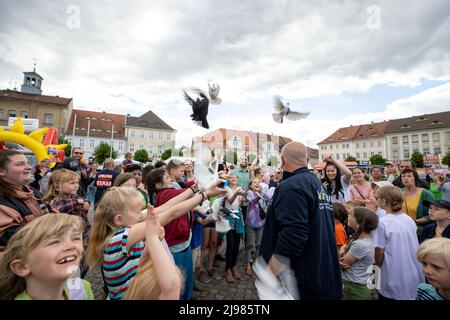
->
[[384, 111, 450, 161], [125, 110, 176, 160], [318, 121, 388, 163], [0, 68, 72, 134]]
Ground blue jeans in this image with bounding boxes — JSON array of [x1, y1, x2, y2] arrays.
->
[[173, 246, 194, 300]]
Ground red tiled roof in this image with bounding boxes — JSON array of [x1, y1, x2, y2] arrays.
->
[[319, 121, 388, 144], [66, 109, 126, 139], [0, 89, 72, 106]]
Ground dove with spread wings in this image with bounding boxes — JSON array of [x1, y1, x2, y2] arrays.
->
[[183, 90, 210, 129], [272, 96, 310, 124]]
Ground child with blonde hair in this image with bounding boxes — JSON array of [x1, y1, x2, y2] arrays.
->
[[124, 206, 183, 300], [373, 186, 425, 300], [87, 180, 225, 300], [416, 238, 450, 300], [0, 214, 93, 300]]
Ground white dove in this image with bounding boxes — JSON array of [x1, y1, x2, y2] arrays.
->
[[272, 96, 310, 124], [191, 81, 222, 105]]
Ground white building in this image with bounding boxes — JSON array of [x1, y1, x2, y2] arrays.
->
[[65, 109, 127, 159], [384, 111, 450, 161]]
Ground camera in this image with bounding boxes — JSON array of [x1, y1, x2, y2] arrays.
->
[[218, 180, 229, 188]]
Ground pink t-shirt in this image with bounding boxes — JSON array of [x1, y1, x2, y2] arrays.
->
[[349, 184, 375, 202]]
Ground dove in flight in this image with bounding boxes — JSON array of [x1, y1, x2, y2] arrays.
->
[[272, 96, 310, 124], [191, 81, 222, 105]]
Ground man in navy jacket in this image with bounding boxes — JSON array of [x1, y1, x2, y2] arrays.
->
[[259, 142, 342, 300]]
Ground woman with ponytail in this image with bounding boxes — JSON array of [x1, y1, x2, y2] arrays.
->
[[339, 207, 378, 300]]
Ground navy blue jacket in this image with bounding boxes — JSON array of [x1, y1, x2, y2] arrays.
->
[[260, 167, 342, 300], [420, 223, 450, 243]]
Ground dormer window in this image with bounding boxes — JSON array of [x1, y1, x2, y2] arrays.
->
[[401, 124, 411, 129], [430, 120, 443, 125], [415, 117, 428, 122]]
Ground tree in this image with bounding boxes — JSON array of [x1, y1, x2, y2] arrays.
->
[[441, 152, 450, 166], [161, 149, 172, 161], [345, 155, 357, 162], [248, 153, 257, 164], [411, 151, 424, 168], [224, 150, 237, 164], [369, 154, 387, 165], [267, 155, 279, 167], [178, 148, 184, 157], [93, 142, 117, 164], [134, 149, 149, 164], [58, 137, 71, 157]]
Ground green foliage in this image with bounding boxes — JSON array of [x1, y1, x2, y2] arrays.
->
[[178, 148, 184, 157], [161, 149, 172, 161], [369, 154, 387, 165], [441, 152, 450, 166], [58, 137, 71, 157], [248, 153, 257, 164], [224, 150, 237, 164], [345, 155, 357, 162], [93, 142, 117, 164], [134, 149, 149, 163], [267, 155, 279, 167], [411, 151, 424, 168]]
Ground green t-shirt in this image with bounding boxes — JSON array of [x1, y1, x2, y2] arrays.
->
[[15, 279, 94, 300]]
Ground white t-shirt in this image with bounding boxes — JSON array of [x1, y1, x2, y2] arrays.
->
[[225, 187, 241, 211], [373, 213, 425, 300], [330, 175, 350, 203]]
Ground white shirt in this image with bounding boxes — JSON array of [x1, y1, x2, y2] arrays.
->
[[373, 213, 425, 300]]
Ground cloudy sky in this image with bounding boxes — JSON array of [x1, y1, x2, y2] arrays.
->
[[1, 0, 450, 149]]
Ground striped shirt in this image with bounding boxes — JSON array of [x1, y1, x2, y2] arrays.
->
[[416, 283, 447, 300], [102, 227, 145, 300]]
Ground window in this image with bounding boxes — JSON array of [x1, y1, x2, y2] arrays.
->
[[44, 113, 54, 124], [158, 146, 163, 154], [0, 109, 3, 119], [341, 144, 345, 149], [378, 141, 382, 147], [324, 146, 327, 150], [423, 147, 430, 154], [356, 153, 360, 158], [336, 154, 340, 160], [79, 139, 85, 148], [370, 152, 374, 157], [129, 143, 135, 152], [392, 137, 398, 145], [402, 136, 408, 144], [403, 149, 409, 158], [346, 144, 349, 149], [9, 110, 17, 117], [118, 141, 123, 150], [342, 153, 346, 160], [131, 131, 136, 138], [413, 148, 419, 153], [149, 132, 154, 140], [370, 142, 374, 148], [363, 152, 367, 159], [330, 145, 333, 150], [363, 142, 366, 148], [321, 146, 323, 150], [422, 134, 429, 142], [148, 146, 153, 154], [140, 131, 145, 139], [167, 133, 171, 141], [412, 135, 418, 143], [393, 150, 398, 159], [447, 132, 450, 141], [435, 147, 441, 154], [21, 111, 28, 118], [378, 152, 382, 156], [89, 139, 94, 148], [355, 143, 359, 149], [432, 133, 440, 142], [159, 133, 163, 140], [139, 145, 144, 150]]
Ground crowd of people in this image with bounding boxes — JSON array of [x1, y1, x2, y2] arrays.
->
[[0, 145, 449, 301]]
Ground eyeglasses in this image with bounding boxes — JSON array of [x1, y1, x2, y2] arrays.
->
[[73, 152, 84, 155]]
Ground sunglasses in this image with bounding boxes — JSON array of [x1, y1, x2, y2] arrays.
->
[[73, 152, 84, 155]]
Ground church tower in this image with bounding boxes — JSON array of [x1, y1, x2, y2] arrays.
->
[[20, 61, 43, 95]]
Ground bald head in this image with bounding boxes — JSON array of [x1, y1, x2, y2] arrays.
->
[[281, 142, 308, 169]]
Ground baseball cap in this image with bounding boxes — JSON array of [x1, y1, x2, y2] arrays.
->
[[62, 157, 79, 172], [422, 199, 450, 211], [384, 161, 395, 166], [371, 181, 394, 188]]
